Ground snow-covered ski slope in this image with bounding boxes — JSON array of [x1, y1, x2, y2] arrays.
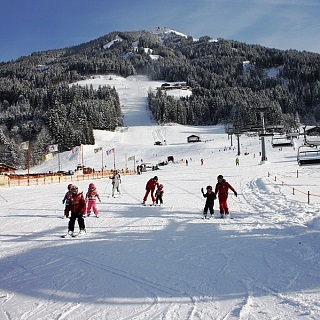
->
[[0, 75, 320, 320]]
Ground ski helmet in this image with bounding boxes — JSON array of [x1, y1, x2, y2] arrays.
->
[[71, 185, 78, 192], [206, 185, 212, 191], [153, 176, 158, 181], [217, 175, 223, 180], [89, 183, 95, 189], [159, 184, 164, 189], [68, 183, 73, 190]]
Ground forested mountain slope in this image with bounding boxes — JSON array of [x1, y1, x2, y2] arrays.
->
[[0, 27, 319, 168]]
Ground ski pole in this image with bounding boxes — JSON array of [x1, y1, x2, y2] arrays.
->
[[104, 178, 110, 193], [0, 193, 8, 202]]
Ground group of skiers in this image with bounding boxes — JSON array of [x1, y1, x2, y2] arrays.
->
[[62, 170, 122, 236], [141, 174, 237, 219], [61, 171, 236, 236], [201, 174, 237, 219], [142, 175, 164, 206]]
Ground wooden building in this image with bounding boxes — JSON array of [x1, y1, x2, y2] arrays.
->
[[187, 135, 201, 143], [0, 163, 16, 174]]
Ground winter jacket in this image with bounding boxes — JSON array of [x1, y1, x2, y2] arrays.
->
[[85, 188, 101, 201], [110, 173, 121, 184], [156, 188, 164, 196], [62, 191, 72, 206], [215, 179, 236, 196], [146, 178, 159, 191], [202, 190, 216, 205], [69, 192, 86, 214]]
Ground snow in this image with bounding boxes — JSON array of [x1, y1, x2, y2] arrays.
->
[[1, 75, 320, 320]]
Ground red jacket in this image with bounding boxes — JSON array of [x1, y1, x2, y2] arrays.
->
[[215, 179, 236, 196], [70, 192, 86, 214], [146, 178, 159, 191]]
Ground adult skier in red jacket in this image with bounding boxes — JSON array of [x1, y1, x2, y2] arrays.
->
[[214, 175, 237, 218], [142, 176, 159, 205]]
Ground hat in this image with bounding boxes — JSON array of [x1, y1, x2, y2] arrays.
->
[[153, 176, 158, 181], [217, 175, 223, 180]]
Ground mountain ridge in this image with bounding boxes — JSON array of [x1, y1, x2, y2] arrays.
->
[[0, 28, 320, 169]]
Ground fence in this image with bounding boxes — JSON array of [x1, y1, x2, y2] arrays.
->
[[267, 170, 320, 204], [0, 169, 135, 188]]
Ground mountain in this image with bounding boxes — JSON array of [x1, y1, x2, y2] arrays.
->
[[1, 75, 320, 319], [0, 28, 320, 169]]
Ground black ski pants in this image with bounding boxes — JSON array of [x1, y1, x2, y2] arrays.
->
[[68, 212, 85, 232]]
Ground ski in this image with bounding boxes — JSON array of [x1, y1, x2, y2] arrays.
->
[[219, 215, 234, 220], [60, 231, 84, 238]]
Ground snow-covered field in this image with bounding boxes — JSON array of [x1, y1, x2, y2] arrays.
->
[[0, 75, 320, 320]]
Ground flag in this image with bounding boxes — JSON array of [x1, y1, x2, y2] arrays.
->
[[45, 153, 53, 161], [47, 144, 58, 152], [128, 155, 135, 161], [94, 147, 103, 153], [106, 148, 115, 155], [72, 145, 81, 154], [19, 141, 29, 150], [68, 145, 81, 160]]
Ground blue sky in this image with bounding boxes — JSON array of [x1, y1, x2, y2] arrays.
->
[[1, 0, 319, 62]]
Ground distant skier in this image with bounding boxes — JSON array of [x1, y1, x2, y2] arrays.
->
[[85, 183, 101, 217], [62, 183, 73, 218], [236, 157, 240, 166], [214, 175, 237, 218], [155, 184, 164, 206], [142, 176, 159, 205], [67, 185, 87, 236], [201, 185, 216, 219], [109, 170, 121, 197]]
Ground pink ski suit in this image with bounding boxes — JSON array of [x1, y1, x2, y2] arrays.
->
[[85, 187, 101, 216]]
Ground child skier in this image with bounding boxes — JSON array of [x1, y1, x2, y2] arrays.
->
[[62, 183, 73, 218], [85, 183, 101, 217], [67, 185, 87, 236], [201, 185, 216, 219], [155, 184, 164, 206]]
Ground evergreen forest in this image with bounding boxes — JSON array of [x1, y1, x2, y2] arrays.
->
[[1, 27, 320, 168]]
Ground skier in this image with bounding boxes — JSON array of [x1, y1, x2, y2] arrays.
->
[[85, 183, 101, 217], [142, 176, 159, 205], [236, 157, 240, 166], [201, 185, 216, 219], [67, 185, 87, 236], [62, 183, 73, 218], [155, 184, 164, 206], [109, 170, 121, 197], [214, 175, 237, 218]]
